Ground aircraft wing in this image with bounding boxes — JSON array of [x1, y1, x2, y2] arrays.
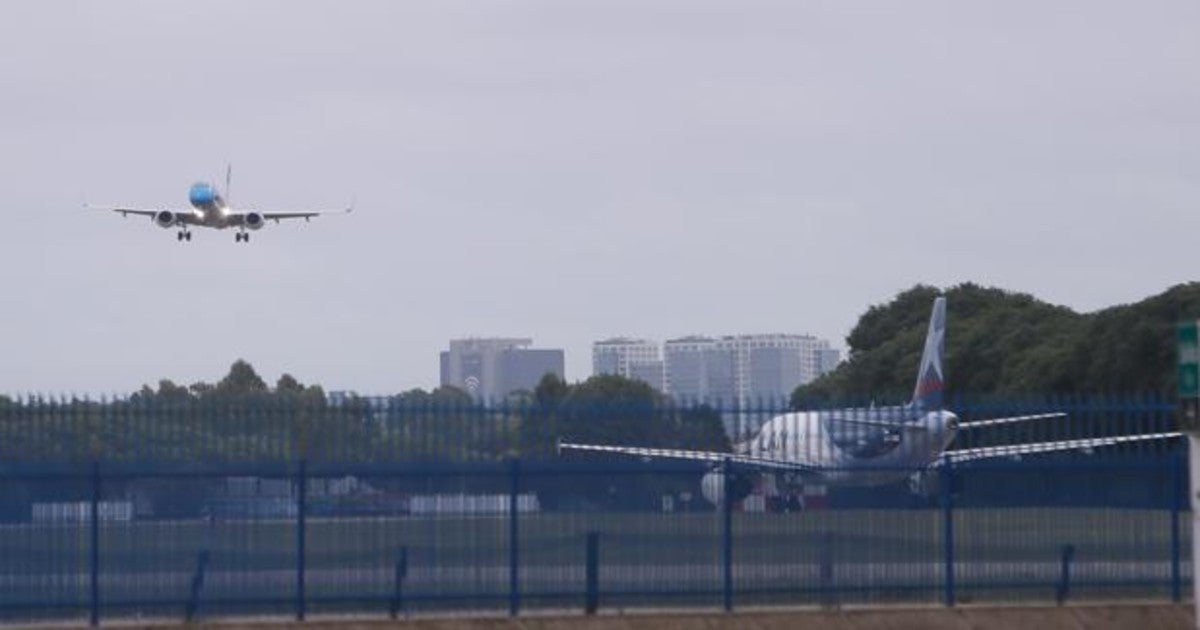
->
[[957, 412, 1066, 429], [235, 204, 355, 223], [942, 431, 1182, 464], [86, 205, 202, 224], [558, 441, 824, 473], [91, 205, 158, 218]]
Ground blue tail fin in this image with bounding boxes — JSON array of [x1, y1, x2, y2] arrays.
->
[[912, 296, 946, 409]]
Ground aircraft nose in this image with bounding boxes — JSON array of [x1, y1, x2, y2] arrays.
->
[[189, 183, 216, 206]]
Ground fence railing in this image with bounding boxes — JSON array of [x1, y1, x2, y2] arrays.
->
[[0, 395, 1188, 624], [0, 456, 1188, 624]]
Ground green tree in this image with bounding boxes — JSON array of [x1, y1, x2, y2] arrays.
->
[[156, 379, 191, 401], [392, 386, 472, 406], [188, 381, 215, 398], [276, 373, 305, 394], [215, 359, 268, 397], [793, 281, 1200, 405], [534, 373, 571, 406]]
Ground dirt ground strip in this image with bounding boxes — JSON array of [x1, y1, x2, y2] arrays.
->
[[31, 604, 1193, 630]]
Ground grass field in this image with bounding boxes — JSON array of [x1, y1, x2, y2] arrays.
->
[[0, 506, 1188, 622]]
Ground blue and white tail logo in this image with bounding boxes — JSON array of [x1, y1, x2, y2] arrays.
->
[[912, 296, 946, 410]]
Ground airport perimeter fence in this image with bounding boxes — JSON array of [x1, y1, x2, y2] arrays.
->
[[0, 394, 1189, 624]]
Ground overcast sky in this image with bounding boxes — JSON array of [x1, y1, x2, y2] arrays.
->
[[0, 1, 1196, 395]]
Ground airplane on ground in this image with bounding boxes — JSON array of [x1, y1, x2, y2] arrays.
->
[[560, 297, 1181, 505], [87, 167, 353, 242]]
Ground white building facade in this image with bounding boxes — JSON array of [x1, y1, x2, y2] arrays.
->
[[440, 337, 564, 402], [591, 338, 666, 391], [664, 334, 840, 406]]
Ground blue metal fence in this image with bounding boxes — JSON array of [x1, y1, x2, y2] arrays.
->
[[0, 395, 1188, 623], [0, 392, 1181, 464]]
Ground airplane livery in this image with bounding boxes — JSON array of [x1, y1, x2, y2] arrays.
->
[[89, 167, 352, 242], [560, 297, 1180, 505]]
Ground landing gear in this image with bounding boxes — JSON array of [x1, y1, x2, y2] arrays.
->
[[773, 473, 809, 512], [235, 232, 249, 243], [906, 471, 939, 507], [907, 471, 928, 496], [176, 230, 192, 242]]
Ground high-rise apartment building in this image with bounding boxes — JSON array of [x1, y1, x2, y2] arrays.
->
[[592, 338, 666, 391], [440, 338, 564, 403], [662, 336, 729, 403], [817, 347, 842, 376], [663, 334, 840, 405]]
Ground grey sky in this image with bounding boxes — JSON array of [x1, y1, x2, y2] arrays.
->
[[1, 1, 1196, 394]]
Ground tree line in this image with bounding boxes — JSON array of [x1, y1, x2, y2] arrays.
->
[[0, 361, 730, 465], [793, 282, 1200, 406]]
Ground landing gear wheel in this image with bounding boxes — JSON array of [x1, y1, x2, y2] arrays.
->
[[177, 231, 184, 241], [235, 232, 249, 243], [185, 231, 192, 241]]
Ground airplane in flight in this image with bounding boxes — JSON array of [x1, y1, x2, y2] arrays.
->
[[560, 297, 1181, 505], [88, 167, 352, 242]]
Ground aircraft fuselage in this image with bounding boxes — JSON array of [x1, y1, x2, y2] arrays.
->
[[187, 182, 235, 228], [739, 406, 959, 486]]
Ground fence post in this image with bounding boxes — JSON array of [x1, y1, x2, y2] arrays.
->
[[585, 531, 600, 615], [390, 546, 408, 619], [1055, 544, 1075, 604], [508, 458, 520, 617], [722, 457, 734, 613], [89, 461, 100, 628], [819, 530, 835, 608], [185, 550, 210, 622], [1171, 453, 1183, 603], [940, 454, 955, 607], [296, 460, 307, 622]]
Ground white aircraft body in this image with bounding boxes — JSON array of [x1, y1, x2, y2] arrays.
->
[[560, 297, 1180, 504], [89, 167, 352, 242]]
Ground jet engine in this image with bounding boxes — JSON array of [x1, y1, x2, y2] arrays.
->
[[700, 468, 754, 506], [244, 212, 265, 230], [154, 210, 176, 228]]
